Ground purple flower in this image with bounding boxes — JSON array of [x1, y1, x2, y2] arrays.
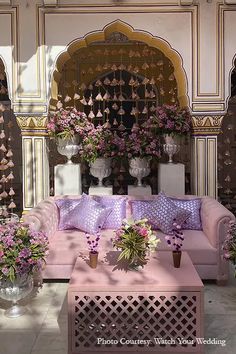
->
[[2, 267, 9, 275], [19, 248, 31, 258]]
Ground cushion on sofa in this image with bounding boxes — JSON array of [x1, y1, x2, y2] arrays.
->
[[93, 196, 127, 229], [55, 198, 82, 231], [130, 193, 191, 235], [68, 194, 112, 234], [170, 197, 202, 230]]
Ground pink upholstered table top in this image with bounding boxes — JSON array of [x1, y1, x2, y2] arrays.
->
[[69, 251, 204, 292]]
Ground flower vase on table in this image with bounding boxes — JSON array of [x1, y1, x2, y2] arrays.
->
[[89, 251, 98, 269], [172, 250, 182, 268], [86, 233, 100, 269], [113, 219, 160, 271], [165, 222, 184, 268]]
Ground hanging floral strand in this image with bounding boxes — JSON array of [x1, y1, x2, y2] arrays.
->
[[0, 105, 16, 217]]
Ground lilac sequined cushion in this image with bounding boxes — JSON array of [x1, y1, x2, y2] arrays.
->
[[93, 196, 127, 229], [130, 194, 191, 235], [55, 198, 82, 231], [68, 194, 112, 234], [170, 197, 202, 230]]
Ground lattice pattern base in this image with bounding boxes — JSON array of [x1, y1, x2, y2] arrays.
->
[[69, 291, 202, 353]]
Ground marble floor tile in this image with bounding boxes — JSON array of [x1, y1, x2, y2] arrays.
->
[[0, 331, 37, 354], [0, 276, 235, 354], [31, 331, 67, 353]]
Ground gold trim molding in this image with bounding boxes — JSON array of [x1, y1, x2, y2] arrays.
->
[[191, 115, 224, 135], [16, 116, 48, 131]]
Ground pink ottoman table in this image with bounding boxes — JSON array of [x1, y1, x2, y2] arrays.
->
[[68, 251, 204, 354]]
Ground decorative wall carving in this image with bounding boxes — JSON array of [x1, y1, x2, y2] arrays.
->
[[16, 116, 48, 133], [191, 115, 224, 135]]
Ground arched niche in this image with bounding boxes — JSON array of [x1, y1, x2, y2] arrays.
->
[[49, 20, 189, 110], [0, 57, 9, 102]]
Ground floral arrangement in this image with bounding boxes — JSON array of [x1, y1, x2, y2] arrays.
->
[[0, 222, 49, 282], [165, 222, 184, 251], [124, 126, 161, 159], [144, 104, 192, 136], [113, 219, 160, 265], [80, 125, 117, 163], [47, 106, 93, 140], [85, 231, 101, 254], [223, 221, 236, 277]]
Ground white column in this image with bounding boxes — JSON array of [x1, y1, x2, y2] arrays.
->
[[191, 135, 218, 198], [17, 116, 50, 211], [191, 115, 223, 199]]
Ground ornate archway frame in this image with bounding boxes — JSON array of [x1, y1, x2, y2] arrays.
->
[[49, 20, 189, 110]]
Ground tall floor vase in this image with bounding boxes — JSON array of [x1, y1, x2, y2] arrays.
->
[[0, 274, 33, 318]]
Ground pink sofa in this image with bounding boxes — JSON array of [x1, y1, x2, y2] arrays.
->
[[23, 195, 235, 284]]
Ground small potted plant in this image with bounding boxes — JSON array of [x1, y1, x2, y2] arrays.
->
[[113, 219, 160, 270], [223, 221, 236, 277], [165, 222, 184, 268], [86, 232, 101, 269], [0, 221, 49, 317]]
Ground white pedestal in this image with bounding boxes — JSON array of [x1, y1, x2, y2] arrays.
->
[[158, 163, 185, 196], [54, 164, 82, 195], [128, 185, 152, 197], [89, 186, 113, 196]]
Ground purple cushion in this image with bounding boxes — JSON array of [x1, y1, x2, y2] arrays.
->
[[170, 197, 202, 230], [55, 198, 82, 231], [130, 194, 191, 235], [68, 194, 112, 234], [93, 196, 127, 229]]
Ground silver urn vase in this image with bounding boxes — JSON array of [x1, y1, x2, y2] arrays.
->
[[90, 157, 112, 187], [163, 134, 180, 163], [0, 274, 33, 318], [129, 157, 151, 187], [56, 135, 79, 164]]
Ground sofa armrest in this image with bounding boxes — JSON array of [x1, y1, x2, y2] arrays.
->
[[201, 197, 235, 248], [23, 197, 59, 237]]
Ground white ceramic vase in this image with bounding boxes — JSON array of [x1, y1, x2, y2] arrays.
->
[[0, 274, 33, 318], [89, 157, 112, 187], [56, 135, 79, 164], [163, 134, 180, 163], [129, 157, 151, 187]]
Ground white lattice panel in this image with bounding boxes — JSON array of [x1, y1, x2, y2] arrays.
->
[[69, 291, 203, 353]]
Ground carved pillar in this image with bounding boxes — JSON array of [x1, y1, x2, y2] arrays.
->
[[16, 116, 49, 212], [191, 115, 223, 198]]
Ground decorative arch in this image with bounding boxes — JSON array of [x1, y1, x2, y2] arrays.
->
[[49, 20, 189, 110], [0, 56, 9, 102]]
